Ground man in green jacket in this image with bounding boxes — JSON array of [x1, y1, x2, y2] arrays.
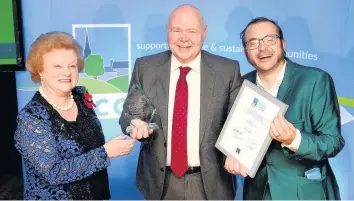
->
[[224, 17, 345, 200]]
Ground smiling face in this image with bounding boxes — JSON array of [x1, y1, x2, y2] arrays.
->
[[244, 21, 286, 73], [167, 5, 207, 64], [39, 49, 79, 96]]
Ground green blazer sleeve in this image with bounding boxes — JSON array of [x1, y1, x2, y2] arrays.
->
[[285, 72, 345, 161]]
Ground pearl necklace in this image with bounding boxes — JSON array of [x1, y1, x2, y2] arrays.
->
[[39, 87, 74, 111]]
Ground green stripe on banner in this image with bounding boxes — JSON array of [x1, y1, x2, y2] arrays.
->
[[338, 96, 354, 108], [0, 58, 17, 65]]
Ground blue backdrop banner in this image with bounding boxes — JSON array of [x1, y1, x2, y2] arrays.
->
[[16, 0, 354, 199]]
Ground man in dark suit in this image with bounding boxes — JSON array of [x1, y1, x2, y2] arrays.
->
[[224, 17, 345, 200], [119, 4, 242, 200]]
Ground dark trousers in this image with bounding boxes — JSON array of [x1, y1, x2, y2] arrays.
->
[[161, 168, 207, 200]]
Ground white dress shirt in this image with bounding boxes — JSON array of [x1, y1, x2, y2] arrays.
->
[[256, 60, 301, 152], [166, 53, 201, 167]]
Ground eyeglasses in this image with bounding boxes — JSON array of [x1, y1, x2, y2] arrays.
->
[[245, 34, 280, 50]]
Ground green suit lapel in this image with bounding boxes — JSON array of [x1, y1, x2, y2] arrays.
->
[[277, 60, 296, 102]]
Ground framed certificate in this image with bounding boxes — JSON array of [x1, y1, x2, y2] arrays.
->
[[215, 80, 288, 178]]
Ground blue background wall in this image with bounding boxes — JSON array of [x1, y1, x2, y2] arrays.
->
[[16, 0, 354, 199]]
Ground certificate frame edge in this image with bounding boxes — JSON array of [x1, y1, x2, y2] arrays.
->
[[215, 79, 289, 178]]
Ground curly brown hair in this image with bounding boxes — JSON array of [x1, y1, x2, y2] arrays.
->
[[26, 32, 84, 83]]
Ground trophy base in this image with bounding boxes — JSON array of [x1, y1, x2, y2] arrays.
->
[[126, 122, 159, 134]]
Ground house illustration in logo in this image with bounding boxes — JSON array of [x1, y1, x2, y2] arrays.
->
[[105, 59, 129, 76], [72, 24, 131, 94]]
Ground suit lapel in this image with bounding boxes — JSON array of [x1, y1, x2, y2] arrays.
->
[[277, 60, 296, 102], [199, 52, 216, 145], [156, 53, 171, 139], [247, 71, 257, 84]]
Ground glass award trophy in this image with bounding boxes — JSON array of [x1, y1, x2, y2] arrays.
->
[[124, 84, 159, 133]]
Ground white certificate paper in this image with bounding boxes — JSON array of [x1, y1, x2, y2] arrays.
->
[[215, 80, 288, 178]]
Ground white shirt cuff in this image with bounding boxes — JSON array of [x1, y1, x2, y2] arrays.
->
[[281, 129, 302, 152]]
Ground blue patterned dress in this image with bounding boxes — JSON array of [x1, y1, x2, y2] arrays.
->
[[14, 86, 111, 200]]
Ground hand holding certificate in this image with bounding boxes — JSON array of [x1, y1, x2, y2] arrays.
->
[[216, 80, 288, 178]]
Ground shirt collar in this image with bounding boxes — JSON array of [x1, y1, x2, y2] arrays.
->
[[171, 52, 201, 72], [256, 60, 287, 89]]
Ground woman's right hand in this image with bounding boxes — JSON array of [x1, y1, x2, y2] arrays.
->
[[103, 135, 136, 159]]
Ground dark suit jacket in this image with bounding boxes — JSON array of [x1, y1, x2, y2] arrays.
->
[[242, 59, 345, 200], [119, 50, 242, 200]]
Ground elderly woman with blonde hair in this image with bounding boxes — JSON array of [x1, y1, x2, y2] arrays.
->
[[14, 32, 135, 200]]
